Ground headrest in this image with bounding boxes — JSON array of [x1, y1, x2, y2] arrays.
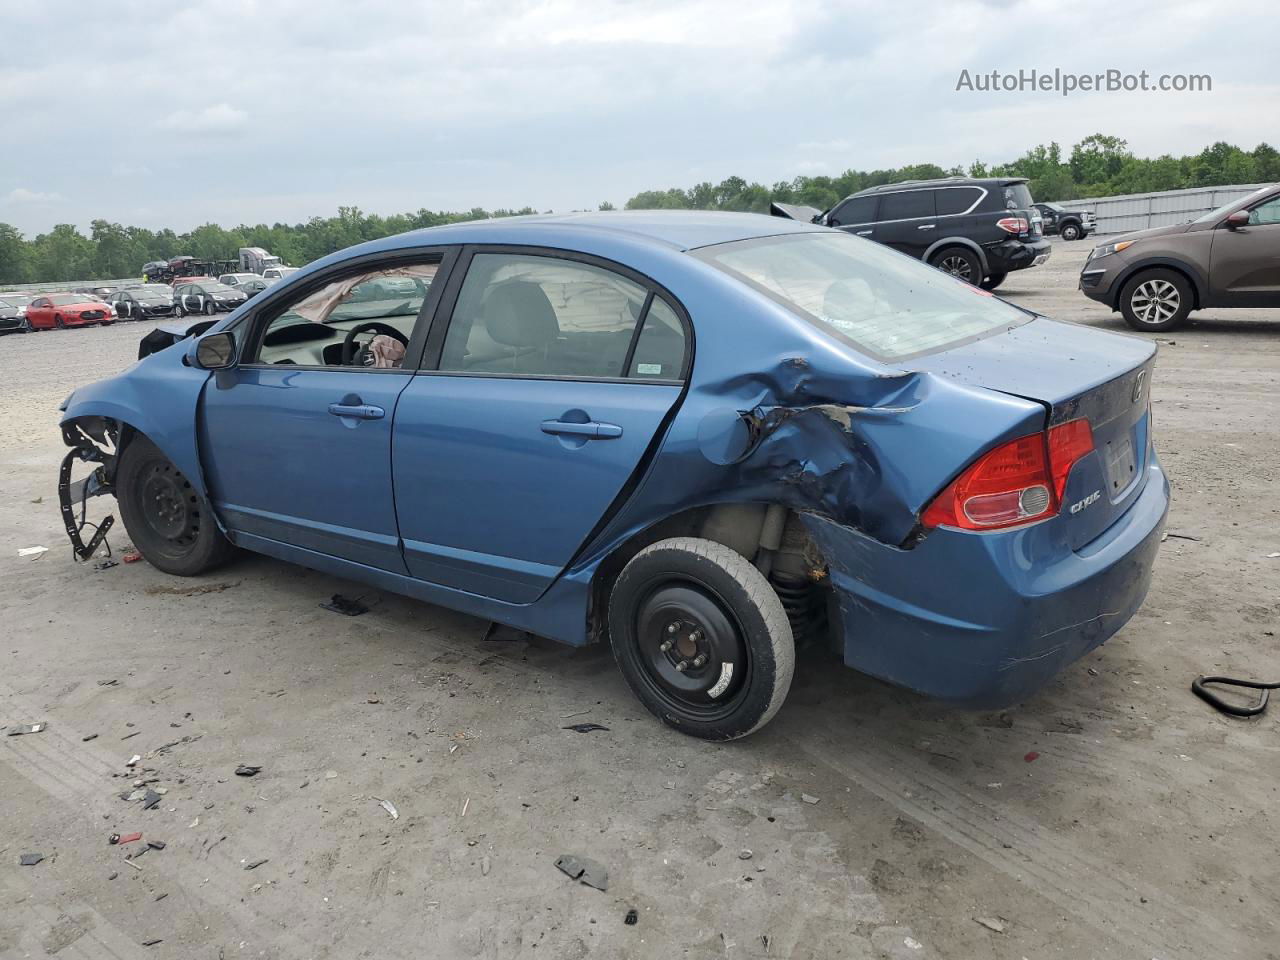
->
[[483, 281, 559, 348]]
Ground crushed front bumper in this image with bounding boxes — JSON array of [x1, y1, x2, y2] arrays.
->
[[802, 455, 1169, 708]]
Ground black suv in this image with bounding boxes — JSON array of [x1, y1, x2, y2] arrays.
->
[[772, 177, 1051, 290], [1034, 202, 1096, 241]]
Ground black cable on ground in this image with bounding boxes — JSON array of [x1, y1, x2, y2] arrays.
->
[[1191, 675, 1280, 717]]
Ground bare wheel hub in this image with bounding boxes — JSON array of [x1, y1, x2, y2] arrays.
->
[[636, 583, 746, 707], [140, 462, 199, 545]]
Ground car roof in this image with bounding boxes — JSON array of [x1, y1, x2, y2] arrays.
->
[[334, 210, 827, 261], [850, 177, 1028, 196]]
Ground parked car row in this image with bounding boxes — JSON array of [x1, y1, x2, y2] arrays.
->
[[1, 275, 277, 334]]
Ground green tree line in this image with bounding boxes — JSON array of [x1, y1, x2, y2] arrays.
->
[[2, 135, 1277, 285], [626, 135, 1280, 216]]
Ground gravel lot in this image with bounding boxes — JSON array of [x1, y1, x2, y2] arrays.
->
[[2, 241, 1277, 960]]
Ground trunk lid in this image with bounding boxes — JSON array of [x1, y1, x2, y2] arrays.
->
[[912, 318, 1156, 548]]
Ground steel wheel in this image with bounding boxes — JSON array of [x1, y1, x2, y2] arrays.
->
[[139, 460, 201, 549], [1062, 223, 1081, 241], [633, 579, 750, 719], [1130, 279, 1180, 326]]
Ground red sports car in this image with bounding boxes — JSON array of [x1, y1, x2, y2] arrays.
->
[[26, 293, 115, 330]]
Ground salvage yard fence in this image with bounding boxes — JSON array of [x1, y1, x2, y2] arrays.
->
[[1055, 184, 1269, 235]]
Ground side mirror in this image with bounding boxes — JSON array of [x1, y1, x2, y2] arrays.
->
[[1225, 210, 1251, 229], [191, 331, 236, 369]]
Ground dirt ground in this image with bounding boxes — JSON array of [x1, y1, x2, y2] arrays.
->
[[1, 241, 1277, 960]]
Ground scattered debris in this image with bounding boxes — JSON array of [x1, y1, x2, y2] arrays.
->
[[8, 722, 47, 736], [189, 818, 200, 828], [126, 754, 141, 766], [461, 797, 471, 817], [107, 871, 118, 880], [1024, 751, 1040, 763], [376, 798, 400, 820], [98, 679, 119, 686], [121, 731, 142, 740], [738, 849, 753, 860], [481, 855, 491, 876], [244, 858, 269, 871], [147, 840, 166, 851], [19, 853, 44, 866], [82, 733, 98, 742], [142, 938, 163, 947], [324, 770, 338, 780], [95, 558, 119, 571], [235, 764, 262, 777], [154, 892, 168, 902], [142, 791, 162, 810], [320, 594, 369, 616], [800, 793, 820, 804], [1192, 674, 1278, 717], [1162, 532, 1203, 542], [124, 859, 143, 871], [555, 854, 609, 891], [144, 581, 238, 596], [562, 723, 609, 733], [110, 832, 142, 846], [17, 546, 48, 559], [366, 697, 381, 704], [559, 709, 591, 719], [122, 551, 142, 564], [624, 908, 638, 925], [974, 916, 1007, 934], [1267, 552, 1280, 559], [903, 937, 923, 951]]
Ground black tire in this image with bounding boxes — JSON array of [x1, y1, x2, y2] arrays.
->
[[174, 304, 186, 318], [54, 315, 65, 329], [608, 537, 794, 741], [116, 434, 235, 576], [203, 301, 217, 316], [1060, 221, 1082, 241], [929, 246, 982, 285], [1119, 268, 1193, 332], [980, 272, 1007, 291]]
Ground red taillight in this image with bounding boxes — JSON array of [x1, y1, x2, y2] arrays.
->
[[996, 216, 1029, 234], [921, 418, 1095, 531]]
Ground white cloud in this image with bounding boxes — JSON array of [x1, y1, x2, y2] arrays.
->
[[158, 103, 248, 134], [3, 188, 63, 204]]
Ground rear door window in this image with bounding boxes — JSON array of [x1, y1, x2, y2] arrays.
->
[[439, 253, 666, 379], [878, 190, 935, 221]]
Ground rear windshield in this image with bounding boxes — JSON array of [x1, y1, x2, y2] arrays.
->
[[1001, 182, 1034, 210], [697, 232, 1029, 363]]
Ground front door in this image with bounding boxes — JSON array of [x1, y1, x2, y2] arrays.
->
[[393, 250, 689, 603], [1209, 194, 1280, 305], [198, 256, 445, 573]]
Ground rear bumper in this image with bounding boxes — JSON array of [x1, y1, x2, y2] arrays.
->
[[803, 454, 1169, 707], [986, 237, 1052, 273]]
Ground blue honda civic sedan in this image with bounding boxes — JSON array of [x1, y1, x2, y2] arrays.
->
[[58, 211, 1168, 739]]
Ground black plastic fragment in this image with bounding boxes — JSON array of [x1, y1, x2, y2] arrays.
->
[[625, 908, 638, 925], [142, 790, 162, 810], [555, 854, 608, 891], [19, 853, 44, 866], [320, 594, 369, 616], [235, 764, 262, 777], [562, 723, 610, 733]]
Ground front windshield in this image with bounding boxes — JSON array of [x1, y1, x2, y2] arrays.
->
[[203, 283, 238, 295], [1191, 186, 1271, 224], [133, 285, 172, 297], [50, 294, 87, 305], [697, 231, 1029, 362]]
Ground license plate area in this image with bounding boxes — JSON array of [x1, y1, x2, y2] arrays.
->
[[1102, 434, 1137, 497], [1032, 252, 1049, 266]]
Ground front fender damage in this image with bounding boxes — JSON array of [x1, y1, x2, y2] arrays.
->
[[59, 418, 121, 561]]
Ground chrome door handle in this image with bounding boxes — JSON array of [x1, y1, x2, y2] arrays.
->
[[328, 402, 384, 420], [855, 229, 873, 236], [541, 419, 623, 439], [917, 224, 936, 230]]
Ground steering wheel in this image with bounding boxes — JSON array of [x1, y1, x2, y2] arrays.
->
[[341, 321, 409, 366]]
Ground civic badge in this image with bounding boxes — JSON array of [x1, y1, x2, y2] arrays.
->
[[1131, 371, 1146, 404]]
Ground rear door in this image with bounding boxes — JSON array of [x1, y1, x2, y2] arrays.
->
[[392, 248, 689, 603], [872, 189, 938, 259], [1209, 193, 1280, 304], [28, 297, 51, 329]]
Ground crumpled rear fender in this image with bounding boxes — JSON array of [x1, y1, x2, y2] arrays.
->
[[59, 346, 212, 499], [573, 342, 1047, 572]]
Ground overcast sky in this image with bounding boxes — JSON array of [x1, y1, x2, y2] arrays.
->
[[0, 0, 1272, 235]]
